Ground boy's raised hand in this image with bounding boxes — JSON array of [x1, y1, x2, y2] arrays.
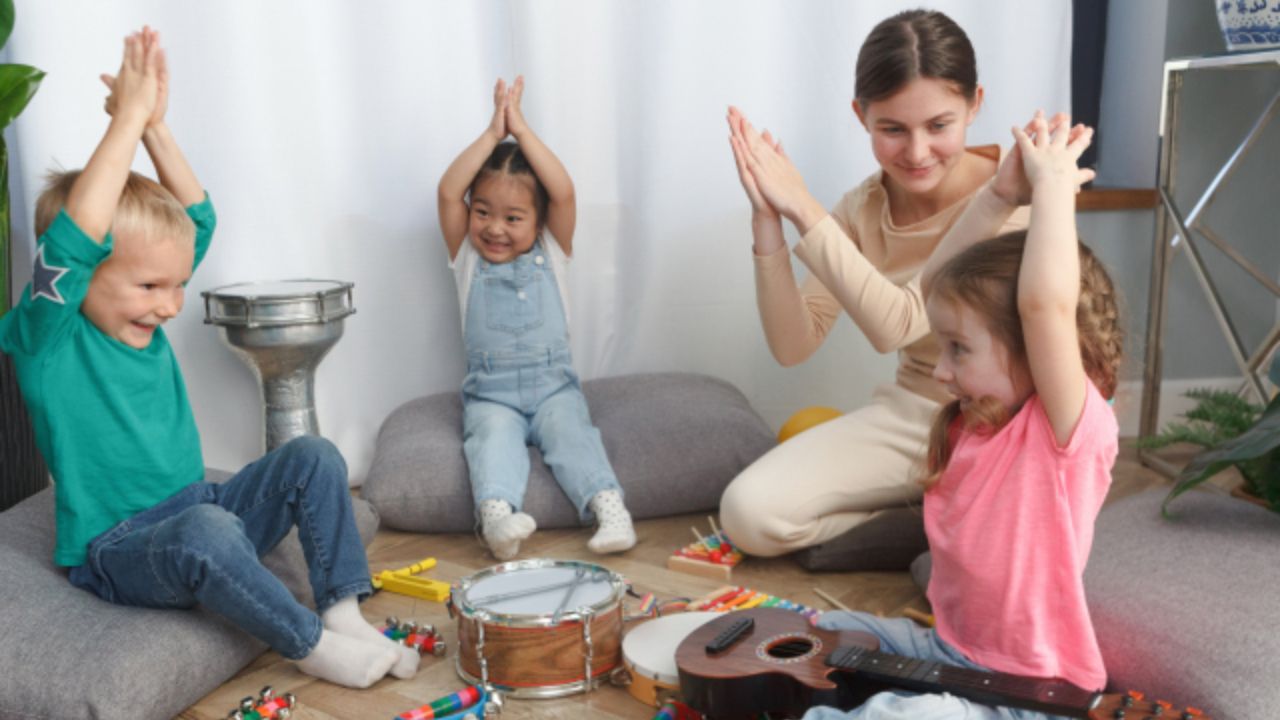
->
[[100, 30, 160, 128], [64, 29, 162, 241], [505, 75, 528, 138], [148, 27, 169, 127], [488, 78, 508, 141], [100, 27, 168, 127]]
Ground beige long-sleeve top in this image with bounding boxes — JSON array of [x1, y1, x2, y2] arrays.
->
[[755, 145, 1029, 404]]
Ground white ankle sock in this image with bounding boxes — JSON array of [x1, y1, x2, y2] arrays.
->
[[479, 499, 537, 560], [321, 596, 419, 679], [587, 490, 636, 554], [296, 628, 398, 688]]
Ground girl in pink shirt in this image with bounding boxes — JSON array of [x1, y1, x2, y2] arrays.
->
[[799, 112, 1122, 720]]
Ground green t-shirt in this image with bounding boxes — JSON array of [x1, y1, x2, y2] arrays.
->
[[0, 196, 216, 566]]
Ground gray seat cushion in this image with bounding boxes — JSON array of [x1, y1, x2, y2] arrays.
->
[[1086, 488, 1279, 719], [794, 505, 928, 572], [0, 476, 379, 720], [362, 372, 777, 532]]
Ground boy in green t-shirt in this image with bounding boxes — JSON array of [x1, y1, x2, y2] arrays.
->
[[0, 28, 416, 688]]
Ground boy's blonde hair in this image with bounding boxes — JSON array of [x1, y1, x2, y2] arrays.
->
[[36, 170, 195, 245], [921, 231, 1124, 488]]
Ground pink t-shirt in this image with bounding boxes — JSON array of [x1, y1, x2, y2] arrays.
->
[[924, 381, 1118, 690]]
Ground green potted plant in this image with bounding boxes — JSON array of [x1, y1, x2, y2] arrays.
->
[[0, 0, 47, 512], [0, 0, 45, 312], [1141, 385, 1280, 515]]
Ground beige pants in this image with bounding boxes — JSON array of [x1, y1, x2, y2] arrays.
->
[[719, 383, 939, 557]]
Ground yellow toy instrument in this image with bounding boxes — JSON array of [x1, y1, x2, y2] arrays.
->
[[371, 557, 451, 602]]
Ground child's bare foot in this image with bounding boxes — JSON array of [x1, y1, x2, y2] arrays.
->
[[296, 629, 398, 688], [321, 596, 419, 679]]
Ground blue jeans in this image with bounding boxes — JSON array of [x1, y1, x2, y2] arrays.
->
[[67, 436, 371, 660], [801, 612, 1073, 720]]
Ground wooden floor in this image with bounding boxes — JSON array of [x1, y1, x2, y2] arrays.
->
[[181, 442, 1178, 720]]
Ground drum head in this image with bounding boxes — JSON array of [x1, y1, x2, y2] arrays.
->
[[457, 560, 620, 621], [210, 280, 344, 298], [202, 279, 354, 328], [623, 612, 721, 685]]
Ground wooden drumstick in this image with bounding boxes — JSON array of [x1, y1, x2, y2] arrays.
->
[[813, 587, 853, 613], [708, 515, 724, 542], [902, 607, 936, 627], [691, 527, 707, 546], [551, 566, 588, 623]]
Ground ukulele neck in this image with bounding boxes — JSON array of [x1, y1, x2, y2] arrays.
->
[[826, 645, 1102, 718]]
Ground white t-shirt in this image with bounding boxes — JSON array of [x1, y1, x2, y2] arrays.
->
[[449, 235, 572, 329]]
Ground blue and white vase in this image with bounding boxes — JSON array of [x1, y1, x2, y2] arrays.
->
[[1215, 0, 1280, 52]]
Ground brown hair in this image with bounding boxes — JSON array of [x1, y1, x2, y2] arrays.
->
[[36, 170, 195, 245], [467, 141, 550, 231], [921, 231, 1124, 488], [855, 9, 978, 108]]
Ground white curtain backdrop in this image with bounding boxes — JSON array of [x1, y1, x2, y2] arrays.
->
[[3, 1, 1071, 485]]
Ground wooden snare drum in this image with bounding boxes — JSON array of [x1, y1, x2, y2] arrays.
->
[[620, 612, 721, 707], [450, 559, 625, 699]]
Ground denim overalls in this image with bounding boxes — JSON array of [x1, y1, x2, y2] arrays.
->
[[460, 239, 620, 521]]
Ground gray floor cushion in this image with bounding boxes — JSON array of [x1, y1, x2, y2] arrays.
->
[[0, 474, 379, 720], [793, 505, 928, 572], [1086, 488, 1279, 720], [362, 372, 777, 532]]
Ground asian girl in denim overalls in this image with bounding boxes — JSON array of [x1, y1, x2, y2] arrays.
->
[[459, 237, 620, 533], [439, 76, 635, 560]]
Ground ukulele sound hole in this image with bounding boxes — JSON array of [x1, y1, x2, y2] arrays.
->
[[766, 637, 814, 659]]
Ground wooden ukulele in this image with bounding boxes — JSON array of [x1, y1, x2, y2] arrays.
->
[[675, 608, 1207, 719]]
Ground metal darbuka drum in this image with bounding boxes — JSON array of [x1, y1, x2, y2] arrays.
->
[[202, 279, 354, 452], [449, 559, 625, 699]]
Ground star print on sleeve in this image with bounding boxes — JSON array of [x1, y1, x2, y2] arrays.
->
[[30, 245, 70, 304]]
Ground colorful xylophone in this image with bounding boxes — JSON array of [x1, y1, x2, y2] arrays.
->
[[666, 517, 743, 581], [689, 585, 822, 624]]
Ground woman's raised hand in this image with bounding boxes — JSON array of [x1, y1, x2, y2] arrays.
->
[[728, 106, 781, 218], [727, 106, 824, 229], [488, 78, 508, 141]]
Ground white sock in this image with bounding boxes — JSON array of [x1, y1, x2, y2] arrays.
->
[[587, 490, 636, 554], [479, 498, 537, 560], [296, 628, 398, 689], [321, 596, 420, 679]]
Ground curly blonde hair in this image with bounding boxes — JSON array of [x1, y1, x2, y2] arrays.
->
[[921, 231, 1123, 488]]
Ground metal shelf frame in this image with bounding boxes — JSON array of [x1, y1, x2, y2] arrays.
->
[[1139, 49, 1280, 478]]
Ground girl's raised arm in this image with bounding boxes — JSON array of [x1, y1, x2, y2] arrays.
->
[[505, 76, 576, 256], [921, 112, 1093, 297], [438, 79, 508, 262], [1015, 114, 1094, 446]]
